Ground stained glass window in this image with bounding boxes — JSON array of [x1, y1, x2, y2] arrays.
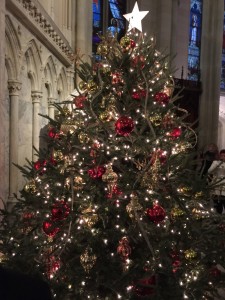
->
[[187, 0, 203, 81], [92, 0, 126, 57]]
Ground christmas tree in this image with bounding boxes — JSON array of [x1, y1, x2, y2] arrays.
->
[[1, 3, 225, 300]]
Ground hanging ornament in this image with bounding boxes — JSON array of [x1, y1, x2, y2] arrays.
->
[[52, 150, 64, 162], [132, 89, 146, 100], [120, 36, 131, 50], [170, 207, 185, 220], [51, 200, 70, 221], [102, 164, 118, 196], [146, 203, 166, 224], [48, 127, 60, 139], [99, 110, 113, 122], [47, 255, 61, 279], [21, 212, 34, 234], [60, 119, 78, 134], [106, 184, 123, 199], [80, 206, 99, 228], [133, 275, 156, 297], [78, 132, 90, 143], [117, 237, 131, 267], [74, 176, 84, 190], [163, 78, 174, 97], [184, 249, 197, 260], [154, 92, 169, 106], [169, 127, 182, 139], [73, 94, 87, 109], [78, 81, 87, 91], [97, 43, 109, 56], [23, 180, 37, 194], [87, 79, 98, 93], [111, 72, 124, 85], [126, 194, 143, 220], [149, 113, 162, 127], [42, 221, 60, 237], [115, 116, 134, 136], [88, 165, 106, 179], [162, 113, 174, 129], [80, 247, 97, 273]]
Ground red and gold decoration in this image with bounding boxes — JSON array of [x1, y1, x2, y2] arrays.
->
[[146, 203, 166, 224], [115, 116, 134, 136], [88, 165, 105, 179], [73, 94, 87, 109], [154, 92, 169, 106], [80, 247, 97, 273], [42, 221, 60, 238], [117, 237, 131, 270], [51, 200, 70, 221]]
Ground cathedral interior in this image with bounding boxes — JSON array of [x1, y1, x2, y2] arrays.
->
[[0, 0, 224, 206]]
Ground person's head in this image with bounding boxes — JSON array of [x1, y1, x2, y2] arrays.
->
[[220, 149, 225, 161]]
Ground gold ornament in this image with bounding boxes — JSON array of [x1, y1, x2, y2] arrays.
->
[[184, 249, 197, 260], [149, 113, 162, 126], [62, 106, 73, 117], [52, 150, 64, 162], [64, 177, 71, 190], [177, 185, 192, 196], [126, 194, 143, 220], [78, 132, 90, 144], [81, 206, 98, 228], [170, 207, 185, 219], [102, 165, 118, 195], [120, 36, 131, 49], [97, 43, 108, 56], [74, 176, 84, 190], [87, 80, 98, 93], [78, 81, 87, 91], [99, 111, 113, 122], [24, 180, 37, 194], [80, 247, 97, 273]]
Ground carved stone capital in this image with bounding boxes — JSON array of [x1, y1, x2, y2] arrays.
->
[[8, 80, 22, 96], [31, 91, 42, 104], [48, 97, 56, 105]]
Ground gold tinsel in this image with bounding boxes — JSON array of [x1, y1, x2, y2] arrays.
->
[[24, 180, 37, 194], [78, 132, 90, 144], [80, 247, 97, 273], [184, 249, 197, 260]]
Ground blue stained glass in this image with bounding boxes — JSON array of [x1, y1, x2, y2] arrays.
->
[[187, 0, 202, 81]]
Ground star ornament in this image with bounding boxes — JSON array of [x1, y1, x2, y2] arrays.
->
[[123, 2, 149, 32]]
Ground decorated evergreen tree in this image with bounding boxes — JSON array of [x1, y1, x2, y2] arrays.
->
[[1, 3, 225, 300]]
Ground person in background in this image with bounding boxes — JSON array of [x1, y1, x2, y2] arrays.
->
[[199, 143, 219, 178], [208, 149, 225, 214], [0, 265, 53, 300]]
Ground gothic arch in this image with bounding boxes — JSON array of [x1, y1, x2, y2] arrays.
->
[[44, 56, 57, 98], [25, 39, 42, 91], [5, 15, 21, 80], [57, 67, 68, 101]]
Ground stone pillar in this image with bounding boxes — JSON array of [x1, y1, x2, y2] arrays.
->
[[0, 0, 6, 205], [199, 0, 224, 148], [66, 66, 75, 95], [31, 91, 42, 160], [8, 80, 21, 203], [75, 0, 92, 59], [48, 97, 55, 119]]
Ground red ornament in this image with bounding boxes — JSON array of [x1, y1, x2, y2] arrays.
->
[[209, 266, 222, 277], [115, 116, 134, 136], [130, 39, 136, 48], [154, 92, 169, 105], [111, 72, 123, 85], [169, 127, 182, 139], [134, 275, 156, 297], [132, 89, 146, 100], [34, 160, 42, 170], [33, 159, 47, 174], [117, 237, 131, 261], [131, 55, 145, 69], [48, 127, 60, 139], [49, 156, 57, 166], [47, 256, 61, 279], [73, 95, 86, 109], [51, 200, 70, 221], [88, 166, 106, 179], [146, 203, 166, 224], [43, 221, 60, 237]]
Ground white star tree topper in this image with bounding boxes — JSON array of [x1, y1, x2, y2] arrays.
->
[[123, 2, 149, 32]]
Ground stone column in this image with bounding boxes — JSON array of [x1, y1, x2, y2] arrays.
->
[[0, 0, 6, 205], [66, 66, 75, 95], [199, 0, 224, 148], [48, 97, 55, 119], [8, 80, 21, 204], [31, 91, 42, 160]]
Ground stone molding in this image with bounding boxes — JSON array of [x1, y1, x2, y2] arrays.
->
[[31, 90, 42, 103], [6, 0, 74, 67], [8, 80, 22, 96]]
